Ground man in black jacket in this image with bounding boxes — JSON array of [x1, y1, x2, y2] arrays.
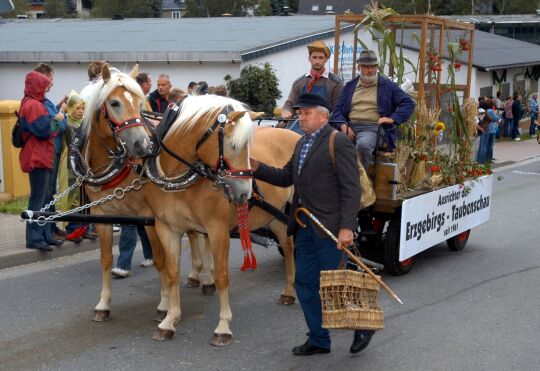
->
[[251, 93, 374, 355], [148, 74, 171, 113]]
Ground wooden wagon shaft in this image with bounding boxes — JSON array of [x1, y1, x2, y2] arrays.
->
[[295, 207, 403, 305]]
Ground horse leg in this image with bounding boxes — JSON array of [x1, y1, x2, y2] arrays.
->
[[207, 227, 233, 346], [186, 231, 201, 288], [153, 219, 182, 341], [93, 223, 113, 321], [146, 226, 169, 322], [269, 220, 296, 305], [200, 234, 215, 295]]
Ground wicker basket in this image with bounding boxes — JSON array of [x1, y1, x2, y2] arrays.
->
[[320, 269, 384, 331]]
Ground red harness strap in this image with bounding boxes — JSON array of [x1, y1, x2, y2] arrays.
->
[[101, 163, 133, 191], [237, 202, 257, 271]]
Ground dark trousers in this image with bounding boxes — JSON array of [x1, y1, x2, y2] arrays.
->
[[512, 118, 521, 139], [26, 168, 53, 247], [530, 117, 538, 136], [116, 225, 153, 270]]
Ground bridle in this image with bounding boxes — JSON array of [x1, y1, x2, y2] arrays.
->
[[101, 104, 144, 134], [143, 102, 253, 198]]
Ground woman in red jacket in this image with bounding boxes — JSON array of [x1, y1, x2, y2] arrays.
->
[[19, 71, 63, 250]]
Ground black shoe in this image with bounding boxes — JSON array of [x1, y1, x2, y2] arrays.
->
[[27, 243, 53, 251], [292, 341, 330, 356], [46, 239, 64, 246], [350, 331, 374, 354]]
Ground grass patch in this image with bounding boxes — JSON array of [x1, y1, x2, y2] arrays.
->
[[0, 197, 28, 215]]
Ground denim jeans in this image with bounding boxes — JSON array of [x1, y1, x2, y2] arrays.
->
[[116, 225, 153, 270], [352, 123, 379, 170], [504, 118, 513, 137], [511, 119, 521, 139], [530, 116, 538, 136], [476, 131, 492, 165], [26, 168, 53, 247]]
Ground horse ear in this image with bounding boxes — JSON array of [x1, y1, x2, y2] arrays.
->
[[129, 64, 139, 78], [102, 64, 111, 83], [248, 111, 264, 120], [227, 111, 247, 123]]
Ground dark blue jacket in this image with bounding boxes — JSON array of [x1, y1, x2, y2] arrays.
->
[[331, 75, 415, 150]]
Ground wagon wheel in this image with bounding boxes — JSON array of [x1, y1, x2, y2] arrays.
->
[[446, 229, 470, 251], [384, 215, 415, 276]]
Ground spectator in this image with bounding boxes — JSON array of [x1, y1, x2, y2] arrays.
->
[[511, 93, 524, 141], [19, 71, 64, 250], [80, 60, 107, 101], [528, 93, 538, 136], [208, 85, 228, 97], [195, 81, 209, 95], [135, 72, 153, 111], [148, 74, 171, 113], [168, 87, 186, 103], [503, 95, 514, 137], [111, 226, 154, 278], [33, 63, 67, 241], [57, 91, 91, 242], [187, 81, 197, 95], [477, 99, 500, 164]]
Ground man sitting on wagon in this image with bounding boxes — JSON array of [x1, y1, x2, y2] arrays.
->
[[332, 50, 415, 169], [280, 40, 343, 134]]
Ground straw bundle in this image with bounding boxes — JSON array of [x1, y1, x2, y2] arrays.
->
[[462, 98, 479, 137]]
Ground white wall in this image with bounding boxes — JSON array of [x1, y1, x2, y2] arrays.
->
[[0, 61, 241, 103]]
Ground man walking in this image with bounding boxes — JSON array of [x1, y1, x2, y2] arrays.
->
[[251, 93, 375, 355], [332, 50, 415, 169]]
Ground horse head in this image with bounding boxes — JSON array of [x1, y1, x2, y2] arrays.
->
[[166, 95, 255, 204], [83, 64, 152, 158]]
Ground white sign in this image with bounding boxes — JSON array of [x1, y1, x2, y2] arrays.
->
[[399, 175, 493, 261]]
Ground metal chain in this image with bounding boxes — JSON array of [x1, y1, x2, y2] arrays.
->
[[31, 177, 150, 226], [40, 169, 93, 212]]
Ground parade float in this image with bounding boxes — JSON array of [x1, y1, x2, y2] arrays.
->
[[332, 5, 493, 275]]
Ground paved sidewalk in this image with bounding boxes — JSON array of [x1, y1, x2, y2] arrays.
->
[[1, 138, 539, 270]]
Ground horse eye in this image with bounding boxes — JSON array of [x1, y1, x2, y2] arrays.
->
[[109, 100, 121, 108]]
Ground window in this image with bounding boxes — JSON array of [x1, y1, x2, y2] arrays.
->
[[311, 5, 319, 11], [326, 5, 332, 11], [479, 86, 493, 99], [172, 11, 181, 18]]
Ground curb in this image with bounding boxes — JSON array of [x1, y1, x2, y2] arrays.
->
[[0, 234, 120, 271]]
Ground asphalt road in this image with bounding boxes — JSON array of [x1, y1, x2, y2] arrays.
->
[[1, 160, 540, 371]]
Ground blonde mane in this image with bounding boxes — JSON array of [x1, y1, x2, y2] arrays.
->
[[81, 69, 145, 137], [167, 95, 253, 151]]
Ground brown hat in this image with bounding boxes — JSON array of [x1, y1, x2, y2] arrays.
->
[[307, 40, 331, 58], [357, 50, 378, 66]]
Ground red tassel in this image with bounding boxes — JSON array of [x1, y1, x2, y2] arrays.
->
[[237, 202, 257, 271]]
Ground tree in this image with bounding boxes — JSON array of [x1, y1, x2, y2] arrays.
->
[[5, 0, 30, 18], [225, 63, 282, 115], [91, 0, 158, 18], [381, 0, 537, 15], [44, 0, 68, 18], [185, 0, 258, 17]]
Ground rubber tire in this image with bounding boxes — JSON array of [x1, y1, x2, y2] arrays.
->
[[384, 216, 415, 276], [446, 229, 470, 251]]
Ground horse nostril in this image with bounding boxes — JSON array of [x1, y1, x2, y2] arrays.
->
[[240, 193, 248, 202]]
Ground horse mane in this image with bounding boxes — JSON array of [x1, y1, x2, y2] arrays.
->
[[80, 68, 145, 137], [168, 95, 253, 151]]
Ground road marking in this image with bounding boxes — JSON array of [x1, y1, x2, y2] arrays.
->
[[512, 170, 540, 175]]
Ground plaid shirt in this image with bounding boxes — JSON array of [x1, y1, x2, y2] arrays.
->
[[297, 127, 323, 175]]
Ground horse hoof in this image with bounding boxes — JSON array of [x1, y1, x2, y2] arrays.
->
[[210, 333, 232, 347], [277, 295, 295, 305], [152, 327, 175, 341], [92, 310, 111, 322], [154, 309, 167, 322], [202, 284, 216, 296], [186, 278, 200, 288]]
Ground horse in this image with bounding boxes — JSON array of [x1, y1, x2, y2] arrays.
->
[[71, 64, 214, 324], [129, 94, 299, 345]]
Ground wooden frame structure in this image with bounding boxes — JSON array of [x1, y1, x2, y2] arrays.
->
[[332, 14, 475, 109]]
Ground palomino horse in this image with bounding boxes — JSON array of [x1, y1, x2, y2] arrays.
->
[[71, 65, 213, 323], [137, 95, 298, 345]]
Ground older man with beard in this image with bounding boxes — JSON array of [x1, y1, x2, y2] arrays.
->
[[332, 50, 415, 169]]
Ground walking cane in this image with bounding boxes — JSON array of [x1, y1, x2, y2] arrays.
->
[[295, 207, 403, 305]]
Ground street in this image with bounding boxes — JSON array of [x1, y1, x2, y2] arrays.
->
[[1, 159, 540, 371]]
